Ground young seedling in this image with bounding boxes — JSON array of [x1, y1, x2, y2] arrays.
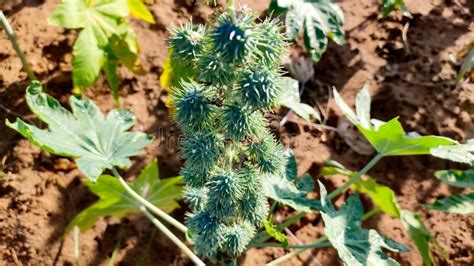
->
[[268, 0, 345, 63], [299, 85, 464, 265], [6, 81, 205, 265], [48, 0, 155, 101], [273, 85, 465, 265]]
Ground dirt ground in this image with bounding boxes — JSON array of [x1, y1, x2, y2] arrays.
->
[[0, 0, 473, 265]]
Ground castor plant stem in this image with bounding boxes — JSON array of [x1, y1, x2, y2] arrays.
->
[[112, 168, 188, 233], [141, 206, 206, 266], [73, 226, 80, 266], [328, 153, 384, 199], [0, 11, 37, 81], [112, 168, 205, 264], [254, 241, 331, 249]]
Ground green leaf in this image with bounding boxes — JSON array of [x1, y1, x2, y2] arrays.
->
[[67, 159, 183, 232], [333, 87, 457, 156], [262, 150, 321, 212], [304, 19, 328, 63], [109, 28, 141, 71], [278, 77, 321, 122], [434, 169, 474, 188], [318, 160, 442, 265], [128, 0, 155, 24], [48, 0, 88, 28], [430, 139, 474, 166], [274, 0, 345, 62], [319, 181, 409, 266], [284, 2, 305, 39], [160, 49, 197, 90], [49, 0, 129, 33], [319, 159, 354, 177], [382, 0, 412, 18], [353, 177, 401, 218], [360, 119, 456, 156], [423, 193, 474, 214], [72, 24, 105, 89], [48, 0, 145, 93], [104, 60, 120, 100], [104, 59, 120, 99], [263, 218, 289, 247], [355, 84, 372, 129], [400, 211, 435, 266], [319, 160, 401, 218], [6, 81, 153, 181]]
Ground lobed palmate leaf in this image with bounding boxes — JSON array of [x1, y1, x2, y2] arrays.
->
[[319, 181, 409, 266], [321, 160, 400, 218], [320, 160, 441, 265], [67, 159, 183, 232], [425, 168, 474, 215], [48, 0, 150, 98], [333, 86, 457, 156], [270, 0, 345, 62], [429, 143, 474, 216], [6, 81, 153, 181], [262, 150, 321, 212]]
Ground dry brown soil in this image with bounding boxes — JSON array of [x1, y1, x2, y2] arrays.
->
[[0, 0, 473, 265]]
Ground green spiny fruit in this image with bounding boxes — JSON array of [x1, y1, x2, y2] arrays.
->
[[222, 105, 253, 141], [197, 49, 236, 85], [239, 66, 281, 109], [181, 133, 221, 171], [169, 23, 206, 61], [255, 17, 287, 66], [169, 80, 214, 132], [211, 8, 257, 63], [207, 171, 244, 218], [183, 186, 209, 211], [187, 210, 223, 258], [239, 167, 269, 225], [181, 164, 208, 188], [222, 221, 255, 257], [248, 135, 286, 174], [168, 6, 288, 261]]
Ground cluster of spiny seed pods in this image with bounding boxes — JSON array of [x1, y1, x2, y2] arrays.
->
[[168, 6, 288, 261]]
